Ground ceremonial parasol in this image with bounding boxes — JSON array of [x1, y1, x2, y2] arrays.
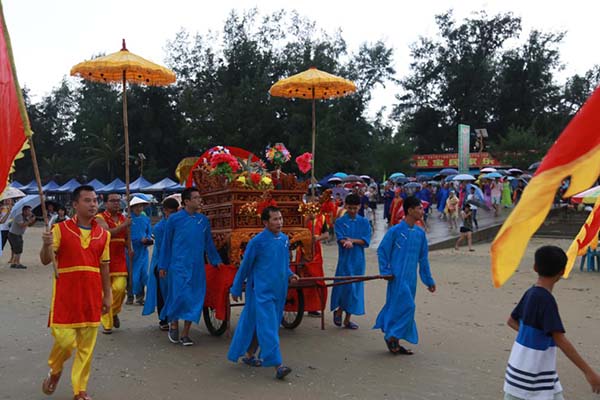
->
[[269, 67, 356, 195], [70, 39, 176, 210]]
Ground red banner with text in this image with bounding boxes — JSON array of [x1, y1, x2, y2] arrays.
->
[[411, 153, 502, 169]]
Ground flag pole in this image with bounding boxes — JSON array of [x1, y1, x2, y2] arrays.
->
[[1, 1, 56, 277]]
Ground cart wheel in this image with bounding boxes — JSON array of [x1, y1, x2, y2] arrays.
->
[[203, 302, 228, 336], [281, 288, 304, 329]]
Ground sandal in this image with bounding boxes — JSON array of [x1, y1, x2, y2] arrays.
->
[[275, 365, 292, 380], [398, 345, 414, 355], [333, 312, 342, 327], [385, 338, 400, 354], [344, 321, 359, 330], [73, 391, 93, 400], [42, 370, 61, 395], [242, 356, 263, 367]]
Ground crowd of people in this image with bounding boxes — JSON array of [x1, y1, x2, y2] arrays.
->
[[1, 174, 598, 399]]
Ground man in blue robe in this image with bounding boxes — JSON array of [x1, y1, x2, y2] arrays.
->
[[374, 196, 436, 355], [227, 206, 298, 380], [129, 197, 153, 305], [330, 193, 371, 330], [436, 183, 449, 218], [158, 187, 222, 346], [143, 197, 179, 330]]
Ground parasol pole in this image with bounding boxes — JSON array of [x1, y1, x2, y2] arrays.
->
[[122, 62, 133, 295], [122, 69, 130, 215], [311, 86, 316, 198]]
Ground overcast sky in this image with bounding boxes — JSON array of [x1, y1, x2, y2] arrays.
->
[[3, 0, 599, 118]]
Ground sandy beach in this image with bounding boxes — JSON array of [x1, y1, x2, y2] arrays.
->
[[1, 226, 599, 400]]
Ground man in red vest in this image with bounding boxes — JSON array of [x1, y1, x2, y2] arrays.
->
[[40, 185, 112, 400], [96, 192, 132, 334]]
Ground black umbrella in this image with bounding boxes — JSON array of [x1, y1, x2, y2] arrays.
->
[[342, 175, 364, 183], [440, 168, 459, 175]]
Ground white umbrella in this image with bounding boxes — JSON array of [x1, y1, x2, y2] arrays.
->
[[480, 167, 497, 173], [453, 174, 476, 181], [8, 195, 40, 219], [0, 186, 25, 201]]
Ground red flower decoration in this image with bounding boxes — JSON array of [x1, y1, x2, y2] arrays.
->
[[295, 152, 313, 174], [250, 172, 262, 185], [257, 198, 278, 216], [210, 153, 240, 172]]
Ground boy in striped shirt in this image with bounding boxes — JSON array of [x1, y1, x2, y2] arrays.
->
[[504, 245, 600, 399]]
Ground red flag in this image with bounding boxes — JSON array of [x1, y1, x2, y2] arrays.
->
[[0, 1, 31, 195], [491, 87, 600, 287]]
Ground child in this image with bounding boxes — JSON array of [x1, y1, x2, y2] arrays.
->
[[445, 190, 459, 230], [504, 246, 600, 399], [466, 187, 479, 230], [454, 206, 474, 252]]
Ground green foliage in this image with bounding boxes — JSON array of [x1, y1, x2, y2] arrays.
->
[[393, 9, 597, 159], [489, 126, 551, 168], [12, 8, 600, 186], [13, 9, 396, 184]]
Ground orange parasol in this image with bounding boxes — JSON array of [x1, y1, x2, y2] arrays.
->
[[70, 39, 175, 208], [269, 67, 356, 195]]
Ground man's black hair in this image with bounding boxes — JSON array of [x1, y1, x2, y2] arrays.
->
[[403, 195, 422, 214], [162, 197, 180, 211], [261, 206, 281, 222], [534, 245, 567, 277], [106, 192, 121, 199], [181, 187, 199, 205], [73, 185, 96, 202], [344, 193, 360, 206], [22, 205, 32, 211]]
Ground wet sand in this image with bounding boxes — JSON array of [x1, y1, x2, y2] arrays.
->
[[1, 226, 599, 400]]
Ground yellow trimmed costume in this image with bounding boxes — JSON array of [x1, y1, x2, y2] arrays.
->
[[47, 218, 109, 395], [96, 211, 128, 330]]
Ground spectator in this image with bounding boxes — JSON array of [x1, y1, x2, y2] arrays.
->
[[8, 205, 36, 269], [1, 198, 13, 251]]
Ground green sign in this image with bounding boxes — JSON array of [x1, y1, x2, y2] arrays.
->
[[458, 124, 470, 173]]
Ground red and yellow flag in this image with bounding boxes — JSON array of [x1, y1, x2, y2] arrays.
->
[[564, 196, 600, 276], [0, 1, 31, 195], [491, 87, 600, 287]]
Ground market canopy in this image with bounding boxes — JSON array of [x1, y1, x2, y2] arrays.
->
[[86, 178, 105, 191], [129, 176, 153, 192], [97, 178, 126, 194], [55, 178, 81, 193], [19, 180, 37, 193], [41, 180, 60, 192], [143, 177, 183, 192], [9, 180, 23, 189]]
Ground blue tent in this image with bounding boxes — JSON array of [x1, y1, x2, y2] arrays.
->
[[129, 176, 153, 192], [9, 180, 23, 189], [143, 177, 183, 192], [42, 180, 60, 193], [97, 178, 126, 194], [86, 179, 105, 191], [55, 178, 81, 193], [19, 180, 38, 194]]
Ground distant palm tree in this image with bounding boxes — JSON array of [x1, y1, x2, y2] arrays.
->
[[42, 153, 70, 181], [82, 124, 125, 180]]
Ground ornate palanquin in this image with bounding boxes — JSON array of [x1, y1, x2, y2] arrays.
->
[[193, 167, 313, 265]]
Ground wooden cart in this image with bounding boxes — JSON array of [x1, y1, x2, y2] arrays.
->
[[194, 167, 314, 335]]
